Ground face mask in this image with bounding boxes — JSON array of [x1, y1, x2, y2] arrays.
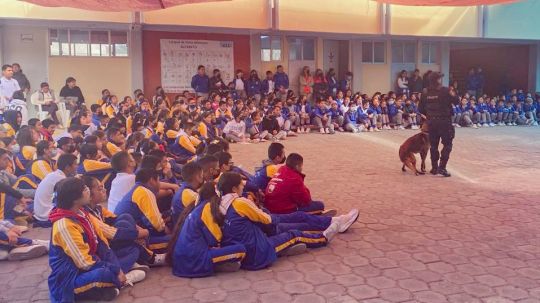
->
[[350, 106, 358, 112], [50, 148, 58, 158], [11, 144, 20, 154], [347, 76, 352, 80], [389, 100, 395, 105]]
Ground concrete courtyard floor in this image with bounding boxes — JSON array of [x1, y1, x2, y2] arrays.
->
[[2, 126, 540, 303]]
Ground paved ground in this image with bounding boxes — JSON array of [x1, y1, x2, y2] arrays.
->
[[2, 126, 540, 303]]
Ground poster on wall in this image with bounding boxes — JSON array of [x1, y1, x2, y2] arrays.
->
[[160, 39, 234, 93]]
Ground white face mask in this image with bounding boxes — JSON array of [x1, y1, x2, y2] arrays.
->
[[389, 100, 395, 105], [350, 106, 358, 112], [11, 144, 20, 154]]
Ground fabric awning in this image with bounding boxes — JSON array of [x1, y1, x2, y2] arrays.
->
[[21, 0, 227, 12], [376, 0, 520, 6]]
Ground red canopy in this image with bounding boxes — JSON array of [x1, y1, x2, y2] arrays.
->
[[377, 0, 520, 6], [21, 0, 227, 12]]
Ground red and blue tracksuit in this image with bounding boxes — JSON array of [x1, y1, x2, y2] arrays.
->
[[171, 199, 246, 278]]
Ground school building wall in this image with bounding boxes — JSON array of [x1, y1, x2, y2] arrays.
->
[[142, 30, 251, 99]]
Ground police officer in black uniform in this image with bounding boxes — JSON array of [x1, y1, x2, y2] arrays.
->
[[418, 72, 459, 177]]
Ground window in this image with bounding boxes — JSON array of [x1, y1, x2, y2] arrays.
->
[[70, 30, 89, 56], [49, 29, 69, 56], [422, 41, 440, 64], [261, 36, 281, 62], [361, 41, 385, 63], [288, 37, 315, 61], [111, 31, 128, 57], [49, 29, 129, 57], [392, 41, 416, 64], [91, 31, 110, 57]]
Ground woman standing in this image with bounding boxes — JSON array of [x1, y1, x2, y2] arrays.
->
[[299, 66, 313, 102]]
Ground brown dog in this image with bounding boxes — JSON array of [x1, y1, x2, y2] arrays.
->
[[399, 124, 430, 175]]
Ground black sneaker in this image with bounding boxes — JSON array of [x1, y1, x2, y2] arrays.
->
[[430, 168, 438, 175], [437, 168, 451, 177]]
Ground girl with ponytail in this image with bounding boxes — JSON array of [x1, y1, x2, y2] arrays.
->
[[166, 181, 246, 278]]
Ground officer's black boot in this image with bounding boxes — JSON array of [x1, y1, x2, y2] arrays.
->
[[437, 160, 451, 177], [430, 161, 438, 175]]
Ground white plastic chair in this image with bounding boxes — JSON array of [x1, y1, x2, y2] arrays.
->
[[57, 102, 70, 128], [35, 104, 49, 121]]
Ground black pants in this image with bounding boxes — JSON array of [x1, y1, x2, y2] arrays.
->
[[42, 103, 60, 124], [428, 119, 455, 169]]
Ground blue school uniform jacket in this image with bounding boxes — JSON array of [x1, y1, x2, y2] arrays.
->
[[49, 214, 121, 303], [295, 103, 312, 115], [477, 103, 489, 113], [368, 105, 382, 115], [246, 79, 261, 96], [328, 108, 342, 119], [524, 103, 535, 112], [344, 110, 359, 124], [273, 72, 289, 90], [172, 200, 245, 277], [78, 159, 115, 191], [312, 107, 327, 119], [488, 104, 498, 114], [388, 103, 400, 117], [13, 146, 36, 177], [220, 195, 275, 270], [114, 183, 165, 234], [171, 182, 199, 225], [169, 132, 198, 159], [252, 160, 280, 191]]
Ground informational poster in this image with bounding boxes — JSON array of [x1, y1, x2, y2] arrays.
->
[[160, 39, 234, 93]]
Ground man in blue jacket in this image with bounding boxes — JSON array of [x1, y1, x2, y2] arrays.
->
[[191, 65, 210, 99]]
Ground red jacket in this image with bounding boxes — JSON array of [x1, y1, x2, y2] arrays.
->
[[264, 165, 311, 214]]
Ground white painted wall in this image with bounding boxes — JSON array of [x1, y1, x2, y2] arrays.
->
[[1, 25, 49, 90]]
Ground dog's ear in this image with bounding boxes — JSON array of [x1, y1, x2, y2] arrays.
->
[[420, 123, 429, 133]]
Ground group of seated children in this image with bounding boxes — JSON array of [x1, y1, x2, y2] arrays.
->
[[452, 90, 540, 128], [0, 90, 360, 303]]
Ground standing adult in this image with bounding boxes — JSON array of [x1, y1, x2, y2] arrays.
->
[[313, 69, 328, 102], [408, 69, 424, 95], [340, 71, 353, 93], [326, 68, 339, 97], [299, 66, 314, 102], [0, 65, 20, 108], [11, 63, 30, 92], [475, 67, 485, 98], [397, 70, 409, 97], [31, 82, 60, 124], [465, 68, 477, 97], [274, 65, 289, 101], [209, 69, 227, 97], [191, 65, 210, 99], [246, 70, 262, 104], [418, 72, 460, 177]]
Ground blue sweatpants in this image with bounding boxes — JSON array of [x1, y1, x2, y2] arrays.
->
[[0, 231, 32, 249], [297, 200, 325, 215], [209, 244, 246, 265], [272, 211, 331, 234], [73, 266, 119, 299], [109, 214, 149, 273], [269, 229, 328, 255]]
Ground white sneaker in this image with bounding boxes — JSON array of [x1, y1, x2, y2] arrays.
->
[[411, 125, 419, 130], [124, 269, 146, 286], [322, 222, 339, 242], [151, 253, 166, 267], [131, 262, 150, 273], [0, 249, 8, 261], [319, 128, 325, 134], [513, 122, 518, 126], [8, 244, 48, 261], [472, 124, 479, 129], [534, 122, 539, 126], [398, 126, 405, 130], [455, 124, 461, 128], [279, 243, 307, 256], [374, 128, 381, 132], [325, 128, 330, 134], [483, 123, 489, 128], [369, 128, 374, 132], [337, 209, 360, 233], [32, 239, 50, 251], [215, 261, 242, 272]]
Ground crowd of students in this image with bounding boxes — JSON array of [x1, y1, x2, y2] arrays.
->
[[0, 63, 361, 302], [0, 60, 539, 302]]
